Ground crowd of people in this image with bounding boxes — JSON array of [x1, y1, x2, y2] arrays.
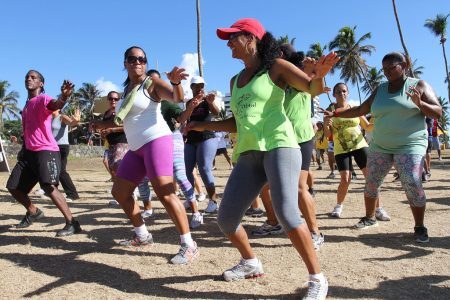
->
[[6, 18, 444, 300]]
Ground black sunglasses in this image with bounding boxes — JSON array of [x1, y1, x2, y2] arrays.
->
[[126, 56, 147, 64], [108, 97, 119, 101]]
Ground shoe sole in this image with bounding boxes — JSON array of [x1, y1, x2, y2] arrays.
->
[[415, 237, 430, 243], [224, 272, 265, 282], [330, 213, 341, 218], [353, 222, 379, 230], [56, 229, 82, 237]]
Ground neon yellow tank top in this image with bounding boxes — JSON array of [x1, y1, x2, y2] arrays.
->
[[230, 70, 298, 155]]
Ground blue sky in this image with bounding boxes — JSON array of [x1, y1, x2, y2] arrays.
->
[[1, 0, 449, 115]]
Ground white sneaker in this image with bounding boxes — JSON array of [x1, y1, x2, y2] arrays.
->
[[223, 259, 264, 282], [190, 213, 204, 229], [197, 193, 206, 202], [34, 189, 45, 196], [141, 210, 153, 219], [65, 197, 73, 203], [303, 278, 328, 300], [375, 207, 391, 221], [330, 204, 343, 218], [133, 188, 139, 201], [109, 199, 120, 206], [204, 200, 218, 213]]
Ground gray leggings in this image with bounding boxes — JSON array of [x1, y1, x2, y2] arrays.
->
[[218, 148, 304, 234]]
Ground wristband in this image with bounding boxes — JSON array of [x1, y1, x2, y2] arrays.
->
[[170, 81, 181, 86]]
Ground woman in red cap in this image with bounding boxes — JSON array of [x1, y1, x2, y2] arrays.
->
[[187, 18, 338, 299]]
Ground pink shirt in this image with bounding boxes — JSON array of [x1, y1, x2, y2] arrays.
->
[[22, 94, 59, 151]]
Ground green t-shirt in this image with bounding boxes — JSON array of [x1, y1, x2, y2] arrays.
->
[[230, 70, 298, 155], [284, 88, 315, 143], [160, 100, 183, 132], [370, 77, 426, 155]]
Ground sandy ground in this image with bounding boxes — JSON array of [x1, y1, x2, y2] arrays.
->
[[0, 151, 449, 299]]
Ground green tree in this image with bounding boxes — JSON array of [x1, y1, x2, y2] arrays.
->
[[329, 26, 376, 103], [411, 59, 424, 79], [307, 42, 332, 103], [424, 13, 450, 101], [74, 83, 101, 120], [362, 67, 384, 97], [278, 35, 296, 46], [2, 119, 22, 142], [0, 81, 21, 130]]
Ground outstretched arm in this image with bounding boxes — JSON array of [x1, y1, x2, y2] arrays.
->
[[47, 80, 75, 111]]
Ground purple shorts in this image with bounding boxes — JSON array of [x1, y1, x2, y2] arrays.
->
[[116, 135, 173, 184]]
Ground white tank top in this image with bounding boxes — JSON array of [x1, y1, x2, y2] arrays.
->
[[116, 81, 171, 151]]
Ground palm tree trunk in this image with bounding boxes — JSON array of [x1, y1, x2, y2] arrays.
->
[[323, 77, 332, 103], [356, 81, 362, 104], [441, 39, 450, 101], [355, 59, 373, 93], [196, 0, 203, 77], [392, 0, 414, 78]]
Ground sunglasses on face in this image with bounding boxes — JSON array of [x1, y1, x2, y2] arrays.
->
[[382, 63, 401, 73], [228, 32, 246, 41], [126, 56, 147, 64], [108, 97, 119, 102]]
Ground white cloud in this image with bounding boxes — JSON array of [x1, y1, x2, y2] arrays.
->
[[95, 78, 120, 96]]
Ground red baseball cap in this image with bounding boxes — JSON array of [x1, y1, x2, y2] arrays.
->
[[216, 18, 266, 40]]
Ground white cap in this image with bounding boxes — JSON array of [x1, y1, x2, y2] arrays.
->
[[190, 76, 206, 85]]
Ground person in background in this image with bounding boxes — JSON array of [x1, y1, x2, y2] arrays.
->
[[51, 108, 81, 202], [321, 52, 442, 243]]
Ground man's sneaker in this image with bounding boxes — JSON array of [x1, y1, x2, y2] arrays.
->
[[330, 204, 343, 218], [16, 208, 45, 228], [414, 226, 429, 243], [375, 207, 391, 221], [326, 172, 335, 179], [190, 213, 204, 229], [245, 207, 264, 217], [170, 242, 199, 264], [204, 200, 218, 213], [56, 220, 82, 237], [353, 217, 378, 230], [251, 221, 283, 236], [118, 233, 154, 247], [311, 232, 325, 250], [197, 193, 206, 202], [223, 259, 264, 282], [109, 199, 120, 206], [141, 210, 153, 219], [303, 278, 329, 300]]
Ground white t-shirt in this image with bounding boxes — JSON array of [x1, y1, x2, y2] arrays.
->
[[116, 84, 171, 151], [215, 131, 227, 149]]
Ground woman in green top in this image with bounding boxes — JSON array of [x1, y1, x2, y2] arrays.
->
[[324, 83, 390, 221], [322, 52, 442, 243], [187, 18, 338, 299]]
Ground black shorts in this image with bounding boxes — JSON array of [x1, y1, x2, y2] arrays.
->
[[216, 148, 228, 155], [335, 147, 368, 171], [6, 149, 61, 194], [299, 139, 315, 171]]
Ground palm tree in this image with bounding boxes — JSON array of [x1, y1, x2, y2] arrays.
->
[[411, 59, 425, 78], [424, 13, 450, 101], [392, 0, 414, 77], [196, 0, 203, 77], [362, 67, 384, 97], [278, 35, 296, 46], [329, 26, 376, 103], [0, 80, 21, 130], [307, 42, 332, 103], [75, 83, 101, 120]]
